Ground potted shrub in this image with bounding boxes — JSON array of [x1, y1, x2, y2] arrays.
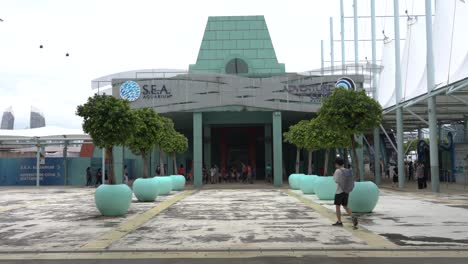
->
[[76, 94, 136, 216], [126, 108, 162, 202], [161, 130, 188, 191]]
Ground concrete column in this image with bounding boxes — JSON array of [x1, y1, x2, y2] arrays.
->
[[193, 112, 203, 188], [203, 125, 211, 172], [273, 111, 283, 187], [464, 116, 468, 142], [265, 124, 272, 175], [418, 128, 423, 140], [426, 0, 439, 192]]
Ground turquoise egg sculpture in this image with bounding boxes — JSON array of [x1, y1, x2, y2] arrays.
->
[[348, 181, 380, 213], [315, 176, 337, 200]]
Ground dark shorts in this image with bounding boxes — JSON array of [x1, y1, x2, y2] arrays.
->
[[334, 192, 349, 206]]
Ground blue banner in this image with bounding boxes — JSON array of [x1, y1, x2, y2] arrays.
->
[[0, 158, 65, 186]]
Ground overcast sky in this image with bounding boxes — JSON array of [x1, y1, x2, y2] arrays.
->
[[0, 0, 425, 129]]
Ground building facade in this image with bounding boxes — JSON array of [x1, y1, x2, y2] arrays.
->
[[93, 16, 363, 187]]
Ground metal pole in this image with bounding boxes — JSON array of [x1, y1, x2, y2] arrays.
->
[[102, 148, 106, 184], [340, 0, 346, 74], [321, 40, 325, 75], [63, 140, 68, 185], [425, 0, 440, 192], [36, 142, 40, 187], [330, 17, 335, 74], [354, 0, 364, 181], [371, 0, 381, 185], [353, 0, 359, 69], [394, 0, 405, 188]]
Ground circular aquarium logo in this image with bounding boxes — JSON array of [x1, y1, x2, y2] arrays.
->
[[335, 77, 356, 90], [119, 81, 141, 101]]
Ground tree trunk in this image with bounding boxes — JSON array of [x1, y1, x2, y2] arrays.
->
[[106, 147, 115, 184], [295, 147, 300, 173], [350, 135, 360, 180], [323, 148, 330, 176], [142, 151, 148, 178], [173, 152, 177, 174], [308, 149, 313, 175], [159, 149, 165, 175]]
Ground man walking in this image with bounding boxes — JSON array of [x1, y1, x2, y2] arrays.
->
[[332, 157, 358, 228]]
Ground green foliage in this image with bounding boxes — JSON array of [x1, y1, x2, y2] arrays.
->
[[318, 88, 382, 178], [126, 108, 162, 178], [127, 108, 161, 156], [76, 94, 136, 150], [156, 117, 175, 146], [284, 120, 309, 149], [162, 131, 189, 155], [318, 88, 383, 135], [306, 117, 352, 150], [76, 94, 136, 184]]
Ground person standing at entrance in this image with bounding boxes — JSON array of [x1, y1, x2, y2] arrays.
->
[[95, 168, 103, 187], [416, 161, 425, 189], [246, 164, 252, 184], [332, 157, 358, 228], [178, 164, 185, 177], [124, 165, 129, 185], [408, 161, 414, 181], [265, 163, 272, 183], [86, 167, 92, 186]]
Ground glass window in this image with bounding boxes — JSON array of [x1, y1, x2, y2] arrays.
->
[[225, 58, 248, 74]]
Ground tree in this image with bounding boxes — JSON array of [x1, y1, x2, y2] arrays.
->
[[156, 116, 176, 175], [308, 117, 352, 175], [302, 120, 320, 175], [318, 88, 382, 179], [284, 120, 309, 173], [76, 94, 136, 184], [160, 130, 188, 173], [126, 108, 162, 179]]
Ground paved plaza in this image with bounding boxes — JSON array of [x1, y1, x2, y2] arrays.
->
[[0, 185, 467, 262]]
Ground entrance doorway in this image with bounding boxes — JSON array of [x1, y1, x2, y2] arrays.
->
[[210, 126, 266, 181]]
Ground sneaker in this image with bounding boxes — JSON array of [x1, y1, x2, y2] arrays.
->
[[332, 221, 343, 226], [352, 216, 358, 227]]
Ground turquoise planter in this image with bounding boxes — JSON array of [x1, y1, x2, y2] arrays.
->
[[133, 178, 159, 202], [95, 184, 132, 216], [315, 176, 337, 200], [170, 175, 186, 191], [349, 181, 380, 213], [288, 174, 305, 190], [300, 175, 318, 194], [154, 176, 173, 195]]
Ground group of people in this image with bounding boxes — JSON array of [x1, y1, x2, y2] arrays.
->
[[85, 167, 105, 187], [202, 163, 257, 184], [85, 165, 130, 187], [389, 160, 427, 189]]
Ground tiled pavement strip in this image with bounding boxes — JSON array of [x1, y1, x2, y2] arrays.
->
[[0, 186, 468, 260]]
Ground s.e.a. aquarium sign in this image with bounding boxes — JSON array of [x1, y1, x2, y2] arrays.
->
[[119, 80, 172, 101]]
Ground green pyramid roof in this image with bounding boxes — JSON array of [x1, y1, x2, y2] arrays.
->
[[189, 16, 285, 76]]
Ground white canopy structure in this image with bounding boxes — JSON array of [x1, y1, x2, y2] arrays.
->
[[0, 126, 89, 141], [381, 0, 468, 129]]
